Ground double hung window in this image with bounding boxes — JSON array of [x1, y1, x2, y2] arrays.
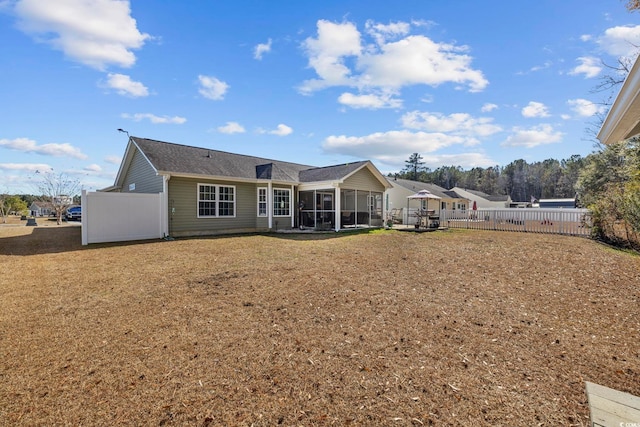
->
[[198, 184, 235, 217], [273, 189, 290, 216], [257, 188, 267, 217]]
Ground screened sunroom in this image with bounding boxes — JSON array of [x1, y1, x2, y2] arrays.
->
[[297, 189, 384, 230]]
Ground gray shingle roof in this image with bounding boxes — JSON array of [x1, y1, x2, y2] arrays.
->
[[299, 161, 369, 182], [391, 178, 462, 199], [463, 188, 509, 202], [131, 137, 375, 184], [133, 137, 313, 182]]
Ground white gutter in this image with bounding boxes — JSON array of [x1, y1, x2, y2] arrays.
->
[[598, 54, 640, 145]]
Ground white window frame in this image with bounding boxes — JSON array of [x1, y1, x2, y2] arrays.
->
[[273, 188, 290, 217], [197, 183, 236, 218], [257, 187, 267, 217]]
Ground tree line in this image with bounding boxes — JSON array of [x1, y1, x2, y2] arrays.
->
[[394, 153, 586, 203], [396, 139, 640, 249]]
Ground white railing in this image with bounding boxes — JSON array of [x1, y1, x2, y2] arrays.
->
[[440, 208, 592, 237]]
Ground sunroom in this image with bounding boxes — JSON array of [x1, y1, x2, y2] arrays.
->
[[297, 187, 385, 231]]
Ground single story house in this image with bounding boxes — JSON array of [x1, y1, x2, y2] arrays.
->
[[450, 187, 512, 209], [386, 178, 469, 216], [598, 51, 640, 145], [104, 137, 391, 236], [29, 201, 53, 217], [538, 198, 576, 209]]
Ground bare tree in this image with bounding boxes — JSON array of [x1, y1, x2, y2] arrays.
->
[[625, 0, 640, 11], [38, 172, 81, 225]]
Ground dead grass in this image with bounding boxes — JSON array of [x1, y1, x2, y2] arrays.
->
[[1, 225, 639, 426]]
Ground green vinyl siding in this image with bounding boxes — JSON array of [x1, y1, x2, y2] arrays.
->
[[343, 168, 387, 192], [168, 177, 258, 235], [122, 149, 163, 193]]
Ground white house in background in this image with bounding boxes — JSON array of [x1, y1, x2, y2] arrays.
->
[[386, 178, 469, 217], [29, 201, 53, 217], [450, 187, 511, 209], [598, 52, 640, 145]]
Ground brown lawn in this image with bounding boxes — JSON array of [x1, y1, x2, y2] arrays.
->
[[0, 222, 639, 426]]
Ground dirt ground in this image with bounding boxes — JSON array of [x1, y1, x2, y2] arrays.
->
[[1, 219, 639, 426]]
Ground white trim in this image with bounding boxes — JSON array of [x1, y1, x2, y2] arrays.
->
[[162, 175, 170, 237], [267, 181, 273, 228], [598, 54, 640, 145], [196, 183, 236, 218], [272, 188, 291, 217], [257, 187, 267, 217], [113, 138, 158, 188], [81, 189, 88, 245], [297, 181, 341, 191], [341, 161, 393, 189], [291, 184, 295, 228], [334, 187, 341, 231]]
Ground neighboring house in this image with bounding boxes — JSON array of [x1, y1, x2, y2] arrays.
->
[[538, 198, 576, 208], [386, 178, 469, 216], [450, 187, 512, 209], [598, 53, 640, 145], [29, 201, 53, 217], [104, 137, 391, 236]]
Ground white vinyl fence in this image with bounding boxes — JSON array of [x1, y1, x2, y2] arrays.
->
[[81, 190, 167, 245], [440, 208, 592, 237]]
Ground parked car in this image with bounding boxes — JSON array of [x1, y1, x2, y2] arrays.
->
[[66, 206, 82, 221]]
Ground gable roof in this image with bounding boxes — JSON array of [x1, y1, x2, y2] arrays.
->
[[390, 178, 465, 199], [461, 188, 509, 202], [299, 161, 369, 182], [131, 137, 311, 183], [114, 137, 390, 188]]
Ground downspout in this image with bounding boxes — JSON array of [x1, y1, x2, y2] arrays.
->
[[163, 174, 171, 237]]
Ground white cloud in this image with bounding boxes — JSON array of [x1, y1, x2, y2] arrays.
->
[[422, 152, 497, 169], [0, 137, 87, 159], [106, 73, 149, 97], [217, 121, 246, 134], [567, 98, 606, 117], [401, 111, 502, 138], [360, 35, 488, 91], [104, 155, 121, 164], [254, 38, 272, 60], [13, 0, 150, 70], [323, 130, 467, 160], [121, 113, 186, 124], [198, 75, 229, 100], [365, 20, 410, 45], [597, 25, 640, 57], [0, 162, 52, 172], [481, 103, 498, 112], [269, 124, 293, 136], [300, 20, 362, 93], [338, 92, 402, 109], [501, 124, 563, 148], [529, 61, 552, 72], [569, 56, 601, 78], [522, 101, 550, 118], [300, 19, 488, 96], [83, 164, 102, 172]]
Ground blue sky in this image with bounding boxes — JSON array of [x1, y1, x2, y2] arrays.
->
[[1, 1, 640, 194]]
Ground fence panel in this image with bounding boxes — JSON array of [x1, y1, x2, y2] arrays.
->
[[81, 190, 166, 245], [440, 208, 591, 237]]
